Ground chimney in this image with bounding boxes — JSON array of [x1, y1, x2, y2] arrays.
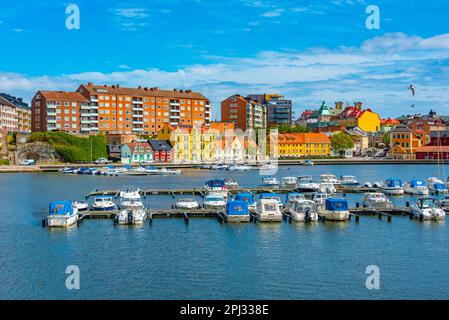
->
[[88, 82, 93, 86], [116, 84, 120, 88], [144, 87, 148, 91], [153, 87, 158, 91], [335, 101, 343, 110], [138, 86, 142, 89], [355, 102, 363, 110], [112, 85, 116, 89]]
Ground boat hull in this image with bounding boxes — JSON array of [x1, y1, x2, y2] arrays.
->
[[255, 213, 283, 222], [47, 214, 78, 227], [224, 214, 250, 223], [320, 210, 350, 222]]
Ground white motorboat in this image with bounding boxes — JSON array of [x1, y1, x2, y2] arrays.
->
[[380, 178, 404, 195], [312, 193, 330, 207], [228, 164, 251, 171], [319, 182, 336, 194], [362, 193, 393, 208], [259, 163, 277, 170], [410, 198, 446, 221], [211, 164, 229, 170], [281, 176, 298, 187], [285, 192, 306, 206], [295, 175, 320, 193], [319, 198, 350, 222], [320, 174, 339, 185], [203, 193, 226, 210], [116, 208, 146, 225], [72, 200, 89, 211], [119, 186, 141, 200], [339, 175, 359, 186], [174, 198, 200, 210], [261, 177, 279, 187], [438, 196, 449, 210], [224, 178, 240, 190], [254, 199, 283, 222], [92, 195, 117, 211], [427, 177, 449, 194], [288, 200, 319, 222], [204, 179, 229, 198], [47, 201, 78, 228], [404, 180, 429, 196]]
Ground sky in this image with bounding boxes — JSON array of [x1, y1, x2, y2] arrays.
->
[[1, 0, 449, 120]]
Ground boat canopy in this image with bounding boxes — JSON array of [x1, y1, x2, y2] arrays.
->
[[434, 183, 448, 190], [49, 201, 73, 215], [260, 193, 281, 199], [234, 193, 255, 203], [206, 179, 225, 187], [325, 198, 348, 211], [410, 180, 426, 187], [386, 179, 403, 187], [226, 201, 249, 216], [286, 192, 304, 202]]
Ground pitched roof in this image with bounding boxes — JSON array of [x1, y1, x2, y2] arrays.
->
[[149, 139, 172, 151], [38, 91, 89, 101], [80, 83, 208, 100], [0, 96, 15, 107], [125, 141, 152, 152], [278, 133, 330, 144]]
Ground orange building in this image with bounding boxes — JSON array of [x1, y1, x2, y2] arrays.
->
[[387, 124, 425, 159], [276, 132, 331, 158], [221, 95, 266, 131], [31, 83, 211, 135]]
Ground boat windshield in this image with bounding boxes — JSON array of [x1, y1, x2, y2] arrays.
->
[[264, 203, 277, 212], [207, 197, 223, 202], [294, 203, 313, 211], [421, 199, 438, 208]]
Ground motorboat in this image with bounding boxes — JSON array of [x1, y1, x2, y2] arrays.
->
[[77, 167, 92, 175], [203, 193, 226, 210], [224, 200, 250, 223], [339, 175, 359, 186], [47, 201, 78, 227], [233, 193, 256, 211], [438, 196, 449, 210], [72, 200, 89, 211], [380, 178, 404, 195], [174, 198, 200, 210], [228, 164, 251, 171], [319, 182, 336, 194], [312, 193, 330, 207], [281, 176, 298, 187], [116, 208, 146, 225], [204, 179, 228, 198], [59, 167, 78, 174], [259, 193, 284, 207], [295, 175, 320, 193], [211, 164, 229, 170], [147, 167, 182, 175], [427, 177, 449, 194], [410, 198, 446, 221], [303, 159, 314, 166], [259, 163, 277, 170], [119, 186, 141, 200], [320, 174, 339, 185], [224, 178, 240, 190], [362, 193, 393, 208], [288, 200, 319, 222], [92, 195, 117, 211], [254, 199, 283, 222], [120, 197, 144, 210], [285, 192, 305, 206], [319, 198, 350, 222], [261, 177, 279, 187], [404, 180, 429, 196]]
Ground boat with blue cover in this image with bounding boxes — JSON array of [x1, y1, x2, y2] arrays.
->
[[380, 178, 404, 195], [224, 200, 250, 223], [47, 201, 78, 227], [404, 179, 429, 195], [234, 193, 256, 211], [204, 179, 228, 198], [319, 198, 350, 221], [260, 192, 284, 207]]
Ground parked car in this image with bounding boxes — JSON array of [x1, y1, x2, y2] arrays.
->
[[20, 159, 35, 166], [94, 158, 112, 165]]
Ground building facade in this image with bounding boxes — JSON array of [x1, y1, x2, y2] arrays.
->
[[248, 94, 292, 126], [387, 124, 425, 159], [31, 83, 211, 135], [0, 94, 32, 133], [277, 133, 331, 158], [148, 139, 173, 163], [221, 95, 266, 131], [330, 103, 381, 133], [121, 140, 154, 164]]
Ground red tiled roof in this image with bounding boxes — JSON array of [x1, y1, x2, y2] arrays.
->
[[38, 91, 89, 101]]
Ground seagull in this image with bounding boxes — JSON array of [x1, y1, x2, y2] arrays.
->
[[411, 104, 415, 109], [408, 84, 416, 96]]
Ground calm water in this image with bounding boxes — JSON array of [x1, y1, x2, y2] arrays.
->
[[1, 164, 449, 299]]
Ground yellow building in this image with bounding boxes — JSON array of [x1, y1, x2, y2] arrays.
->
[[157, 123, 215, 163], [277, 133, 331, 158], [331, 104, 381, 133]]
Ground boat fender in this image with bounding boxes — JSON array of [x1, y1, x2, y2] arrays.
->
[[42, 218, 46, 228], [356, 202, 360, 208], [406, 202, 410, 208], [288, 216, 292, 224], [321, 216, 326, 223]]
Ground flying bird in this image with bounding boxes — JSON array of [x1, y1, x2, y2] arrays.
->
[[411, 104, 415, 109], [408, 84, 416, 96]]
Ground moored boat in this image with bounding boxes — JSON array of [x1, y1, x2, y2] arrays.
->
[[320, 174, 339, 185], [203, 193, 226, 210], [92, 195, 117, 211], [259, 192, 284, 207], [339, 175, 359, 186], [288, 199, 318, 222], [116, 208, 146, 225], [72, 200, 89, 211], [404, 179, 429, 195], [261, 177, 279, 188], [281, 176, 298, 187], [174, 198, 200, 210], [285, 192, 305, 206], [254, 199, 283, 222], [47, 201, 78, 228], [224, 178, 240, 190], [224, 200, 250, 223], [380, 178, 404, 195], [362, 192, 392, 208], [319, 198, 350, 222], [233, 193, 256, 211], [204, 179, 228, 198], [410, 198, 446, 221], [295, 175, 320, 193]]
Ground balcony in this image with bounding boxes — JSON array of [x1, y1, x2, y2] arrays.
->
[[132, 127, 144, 132], [91, 104, 99, 109], [81, 127, 91, 132], [132, 106, 144, 111], [132, 113, 143, 118], [81, 120, 91, 124], [132, 120, 144, 125], [170, 102, 180, 106], [47, 111, 57, 116], [47, 119, 57, 124], [90, 97, 98, 102], [170, 121, 179, 126], [170, 114, 180, 119], [47, 104, 57, 109], [132, 100, 143, 104], [90, 112, 99, 117], [91, 119, 99, 123], [91, 126, 99, 131], [170, 108, 180, 113], [81, 105, 91, 110]]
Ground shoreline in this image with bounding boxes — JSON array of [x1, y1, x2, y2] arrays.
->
[[0, 158, 444, 173]]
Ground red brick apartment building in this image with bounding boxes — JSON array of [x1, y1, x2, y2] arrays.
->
[[221, 94, 266, 131], [32, 83, 212, 135]]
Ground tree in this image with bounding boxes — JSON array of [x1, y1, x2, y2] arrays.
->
[[277, 124, 310, 134], [331, 132, 355, 157], [382, 133, 390, 146]]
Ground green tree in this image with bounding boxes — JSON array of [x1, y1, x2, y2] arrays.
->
[[277, 124, 310, 134], [331, 132, 355, 157], [382, 133, 390, 146]]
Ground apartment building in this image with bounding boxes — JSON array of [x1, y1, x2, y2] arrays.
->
[[31, 91, 91, 133], [221, 94, 266, 131], [31, 83, 211, 135], [0, 94, 32, 133], [248, 94, 292, 126]]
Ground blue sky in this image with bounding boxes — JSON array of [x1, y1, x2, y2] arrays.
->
[[1, 0, 449, 120]]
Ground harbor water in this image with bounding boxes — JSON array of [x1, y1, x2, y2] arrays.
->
[[1, 164, 449, 299]]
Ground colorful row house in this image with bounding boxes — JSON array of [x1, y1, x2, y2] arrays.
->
[[276, 133, 331, 158]]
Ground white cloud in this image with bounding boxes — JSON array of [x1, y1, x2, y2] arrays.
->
[[1, 32, 449, 119], [114, 8, 148, 19], [261, 9, 284, 17]]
